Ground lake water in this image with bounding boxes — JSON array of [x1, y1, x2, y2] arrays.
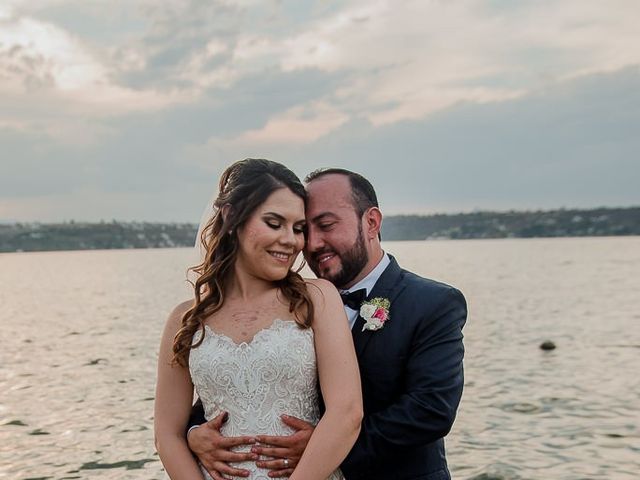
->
[[1, 238, 639, 479]]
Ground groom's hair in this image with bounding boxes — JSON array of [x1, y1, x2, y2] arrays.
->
[[305, 168, 379, 217]]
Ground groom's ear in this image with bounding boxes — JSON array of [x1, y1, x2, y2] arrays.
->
[[363, 207, 383, 240]]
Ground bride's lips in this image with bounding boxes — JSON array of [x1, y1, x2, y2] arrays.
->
[[267, 250, 294, 263]]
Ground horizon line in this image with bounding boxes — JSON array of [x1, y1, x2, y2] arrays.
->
[[2, 204, 638, 225]]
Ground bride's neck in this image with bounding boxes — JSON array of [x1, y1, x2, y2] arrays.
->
[[227, 268, 276, 301]]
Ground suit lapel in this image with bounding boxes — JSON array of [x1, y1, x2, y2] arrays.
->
[[352, 255, 405, 358]]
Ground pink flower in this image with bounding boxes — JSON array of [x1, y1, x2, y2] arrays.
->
[[372, 307, 388, 322]]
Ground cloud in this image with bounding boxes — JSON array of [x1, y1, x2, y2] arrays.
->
[[293, 66, 640, 213], [0, 5, 189, 146], [236, 101, 349, 144], [276, 0, 640, 128], [3, 0, 640, 144], [2, 66, 638, 221], [1, 1, 639, 221]]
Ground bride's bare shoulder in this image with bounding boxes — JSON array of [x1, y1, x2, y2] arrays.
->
[[166, 299, 194, 327], [304, 277, 338, 292], [304, 278, 340, 307]]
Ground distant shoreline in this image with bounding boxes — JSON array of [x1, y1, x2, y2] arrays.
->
[[1, 206, 638, 253]]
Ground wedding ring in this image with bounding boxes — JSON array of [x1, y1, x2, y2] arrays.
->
[[283, 458, 290, 468]]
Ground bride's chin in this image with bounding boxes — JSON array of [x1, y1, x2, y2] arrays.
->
[[262, 268, 293, 283]]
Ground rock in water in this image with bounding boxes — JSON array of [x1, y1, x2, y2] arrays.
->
[[540, 340, 556, 351]]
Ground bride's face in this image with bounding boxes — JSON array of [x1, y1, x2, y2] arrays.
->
[[234, 187, 306, 282]]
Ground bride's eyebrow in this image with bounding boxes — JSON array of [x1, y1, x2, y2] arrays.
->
[[262, 212, 286, 221]]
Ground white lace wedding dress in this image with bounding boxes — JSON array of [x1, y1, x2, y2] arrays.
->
[[189, 319, 344, 480]]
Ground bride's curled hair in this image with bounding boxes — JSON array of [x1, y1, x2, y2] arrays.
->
[[172, 159, 314, 366]]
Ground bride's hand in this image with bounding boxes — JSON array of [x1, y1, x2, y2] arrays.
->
[[187, 411, 258, 479], [253, 415, 315, 477]]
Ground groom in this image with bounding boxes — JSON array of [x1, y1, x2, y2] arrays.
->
[[188, 169, 467, 480]]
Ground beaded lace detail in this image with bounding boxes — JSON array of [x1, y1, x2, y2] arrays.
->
[[189, 319, 344, 480]]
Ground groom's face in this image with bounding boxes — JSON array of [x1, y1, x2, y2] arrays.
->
[[304, 174, 369, 289]]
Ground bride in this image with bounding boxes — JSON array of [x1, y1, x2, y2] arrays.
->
[[154, 159, 363, 480]]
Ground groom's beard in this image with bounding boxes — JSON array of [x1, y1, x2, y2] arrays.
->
[[309, 225, 368, 289]]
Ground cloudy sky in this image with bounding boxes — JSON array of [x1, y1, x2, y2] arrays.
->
[[1, 0, 639, 222]]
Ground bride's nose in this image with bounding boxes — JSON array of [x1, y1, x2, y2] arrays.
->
[[278, 226, 296, 246]]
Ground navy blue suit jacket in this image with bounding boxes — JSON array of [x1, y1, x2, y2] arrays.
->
[[340, 255, 466, 480]]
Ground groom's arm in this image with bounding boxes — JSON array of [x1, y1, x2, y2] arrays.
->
[[341, 287, 467, 478], [187, 398, 206, 431]]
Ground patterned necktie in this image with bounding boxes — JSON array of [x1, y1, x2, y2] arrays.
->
[[340, 288, 367, 310]]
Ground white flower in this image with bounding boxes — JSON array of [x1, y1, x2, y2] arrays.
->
[[360, 303, 377, 319], [363, 318, 385, 331]]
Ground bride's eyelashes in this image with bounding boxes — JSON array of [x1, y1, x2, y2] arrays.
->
[[263, 219, 306, 235], [265, 220, 280, 229]]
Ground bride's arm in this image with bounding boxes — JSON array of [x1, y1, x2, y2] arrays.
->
[[289, 279, 363, 480], [154, 302, 205, 480]]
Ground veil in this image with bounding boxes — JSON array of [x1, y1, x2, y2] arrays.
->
[[186, 189, 219, 285]]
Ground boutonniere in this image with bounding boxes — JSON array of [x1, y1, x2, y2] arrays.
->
[[359, 298, 391, 332]]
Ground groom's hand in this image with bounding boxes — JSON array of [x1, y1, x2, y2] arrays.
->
[[187, 411, 258, 479], [253, 415, 314, 478]]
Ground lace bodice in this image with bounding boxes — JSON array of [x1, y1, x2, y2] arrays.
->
[[189, 319, 343, 480]]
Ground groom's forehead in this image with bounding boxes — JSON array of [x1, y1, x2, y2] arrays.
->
[[306, 205, 358, 229], [306, 174, 351, 199], [306, 176, 355, 212]]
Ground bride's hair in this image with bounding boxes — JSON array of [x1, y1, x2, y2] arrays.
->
[[172, 158, 314, 366]]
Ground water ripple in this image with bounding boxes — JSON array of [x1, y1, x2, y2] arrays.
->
[[1, 240, 639, 479]]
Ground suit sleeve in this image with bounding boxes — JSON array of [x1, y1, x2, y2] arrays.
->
[[186, 397, 206, 434], [341, 288, 467, 477]]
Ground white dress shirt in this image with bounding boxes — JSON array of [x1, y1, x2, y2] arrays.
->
[[340, 253, 390, 330]]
